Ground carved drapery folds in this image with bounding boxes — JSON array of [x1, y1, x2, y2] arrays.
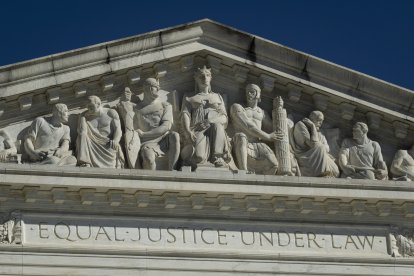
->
[[0, 66, 410, 180], [390, 227, 414, 258], [0, 212, 22, 245]]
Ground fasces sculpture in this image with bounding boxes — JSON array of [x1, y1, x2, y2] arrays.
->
[[77, 96, 125, 168], [181, 66, 231, 168], [339, 122, 387, 180], [124, 78, 179, 170], [24, 103, 76, 165], [230, 84, 279, 174], [390, 146, 414, 181], [290, 111, 339, 177], [0, 130, 17, 162]]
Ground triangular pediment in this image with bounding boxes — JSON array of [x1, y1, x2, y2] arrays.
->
[[0, 19, 413, 165]]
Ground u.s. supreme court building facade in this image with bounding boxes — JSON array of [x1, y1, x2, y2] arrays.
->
[[0, 19, 414, 275]]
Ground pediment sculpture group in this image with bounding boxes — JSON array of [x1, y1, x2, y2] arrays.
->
[[1, 66, 414, 181]]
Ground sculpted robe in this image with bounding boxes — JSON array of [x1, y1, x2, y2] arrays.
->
[[340, 138, 385, 179], [290, 121, 339, 177], [77, 108, 125, 168]]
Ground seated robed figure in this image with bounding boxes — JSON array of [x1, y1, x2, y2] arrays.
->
[[181, 66, 231, 168], [290, 111, 339, 177], [24, 103, 77, 166], [230, 84, 280, 175], [339, 122, 387, 180], [120, 78, 179, 170], [77, 95, 125, 168]]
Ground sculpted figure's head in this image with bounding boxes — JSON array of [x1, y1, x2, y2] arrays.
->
[[87, 95, 102, 114], [53, 103, 69, 124], [352, 122, 368, 140], [194, 66, 212, 92], [309, 111, 324, 130], [245, 84, 261, 103], [123, 87, 132, 102], [143, 78, 160, 100]]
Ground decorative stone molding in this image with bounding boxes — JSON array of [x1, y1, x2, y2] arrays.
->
[[325, 198, 341, 215], [393, 121, 409, 139], [191, 194, 205, 210], [107, 190, 124, 207], [259, 74, 275, 93], [206, 55, 221, 74], [272, 196, 287, 213], [180, 56, 194, 72], [312, 93, 328, 111], [287, 83, 302, 102], [366, 111, 382, 130], [51, 187, 67, 204], [298, 198, 314, 214], [136, 191, 151, 208], [402, 202, 414, 218], [232, 64, 249, 84], [73, 82, 88, 98], [376, 201, 393, 217], [18, 95, 32, 111], [163, 192, 179, 209], [351, 200, 366, 216], [46, 87, 60, 104], [218, 195, 233, 211], [0, 100, 5, 118], [339, 102, 356, 120], [127, 68, 141, 85], [153, 62, 168, 79], [245, 195, 260, 212], [101, 75, 115, 92]]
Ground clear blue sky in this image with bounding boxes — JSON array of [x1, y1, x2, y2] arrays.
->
[[1, 0, 413, 90]]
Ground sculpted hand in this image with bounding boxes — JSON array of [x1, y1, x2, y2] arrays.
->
[[194, 120, 210, 132], [32, 150, 48, 161], [136, 129, 144, 137], [110, 140, 120, 150], [54, 148, 64, 158], [375, 169, 388, 179], [302, 118, 315, 128], [343, 165, 356, 175], [268, 130, 284, 141], [185, 129, 197, 142]]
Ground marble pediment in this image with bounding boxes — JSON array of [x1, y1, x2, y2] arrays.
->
[[0, 18, 413, 169]]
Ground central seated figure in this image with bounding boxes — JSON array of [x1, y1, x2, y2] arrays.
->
[[181, 66, 231, 168]]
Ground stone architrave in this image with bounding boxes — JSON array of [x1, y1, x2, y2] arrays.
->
[[129, 78, 179, 170], [24, 103, 76, 166], [230, 84, 279, 175], [76, 96, 125, 168], [290, 111, 339, 177], [390, 146, 414, 181], [0, 129, 17, 162], [339, 122, 388, 180], [180, 66, 231, 168]]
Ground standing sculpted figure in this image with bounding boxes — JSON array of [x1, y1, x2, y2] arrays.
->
[[128, 78, 180, 170], [77, 95, 124, 168], [24, 103, 76, 165], [290, 111, 339, 177], [390, 145, 414, 181], [181, 66, 231, 168], [230, 84, 280, 174], [339, 122, 387, 180]]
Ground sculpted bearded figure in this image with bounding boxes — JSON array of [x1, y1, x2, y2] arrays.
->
[[290, 111, 339, 177], [181, 66, 231, 168], [390, 145, 414, 181], [77, 96, 124, 168], [123, 78, 179, 170], [339, 122, 387, 180], [24, 103, 76, 165], [230, 84, 280, 174]]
